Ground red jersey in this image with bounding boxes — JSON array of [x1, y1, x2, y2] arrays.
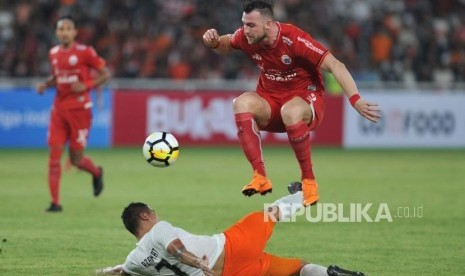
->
[[49, 43, 105, 109], [230, 22, 329, 97]]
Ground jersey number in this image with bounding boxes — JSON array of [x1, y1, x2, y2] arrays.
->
[[155, 259, 187, 276]]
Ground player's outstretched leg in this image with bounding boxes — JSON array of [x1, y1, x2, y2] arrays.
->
[[327, 265, 366, 276], [299, 264, 366, 276], [242, 170, 272, 197], [288, 181, 302, 194]]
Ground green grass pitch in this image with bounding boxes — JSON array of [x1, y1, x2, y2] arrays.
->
[[1, 147, 464, 275]]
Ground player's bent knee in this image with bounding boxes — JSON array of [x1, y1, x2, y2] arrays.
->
[[233, 92, 263, 113], [281, 108, 304, 125], [69, 151, 84, 166]]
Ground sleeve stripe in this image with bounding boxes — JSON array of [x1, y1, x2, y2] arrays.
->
[[317, 50, 330, 68]]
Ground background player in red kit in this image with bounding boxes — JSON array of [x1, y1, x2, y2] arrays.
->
[[36, 16, 110, 212], [203, 0, 381, 206]]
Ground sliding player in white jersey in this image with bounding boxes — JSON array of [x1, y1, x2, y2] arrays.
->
[[97, 190, 365, 276], [122, 216, 222, 275]]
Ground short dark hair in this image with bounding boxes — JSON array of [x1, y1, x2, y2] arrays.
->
[[243, 0, 274, 19], [56, 15, 77, 28], [121, 202, 152, 236]]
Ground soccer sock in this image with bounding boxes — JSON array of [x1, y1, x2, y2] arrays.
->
[[272, 192, 304, 221], [76, 156, 101, 177], [265, 254, 303, 275], [286, 121, 314, 180], [235, 112, 266, 176], [48, 147, 63, 205], [300, 264, 328, 276]]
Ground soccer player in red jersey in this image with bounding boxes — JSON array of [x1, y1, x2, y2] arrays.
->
[[203, 0, 381, 206], [36, 16, 110, 212]]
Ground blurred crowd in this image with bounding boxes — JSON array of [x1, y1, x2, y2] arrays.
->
[[0, 0, 464, 84]]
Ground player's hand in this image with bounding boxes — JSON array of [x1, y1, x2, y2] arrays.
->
[[202, 28, 220, 49], [95, 264, 124, 275], [36, 83, 47, 95], [198, 255, 213, 276], [354, 99, 381, 123], [71, 81, 87, 92]]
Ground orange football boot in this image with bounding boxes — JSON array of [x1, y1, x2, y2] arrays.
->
[[302, 179, 319, 206], [242, 170, 272, 196]]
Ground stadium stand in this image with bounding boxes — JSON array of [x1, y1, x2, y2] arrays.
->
[[0, 0, 464, 84]]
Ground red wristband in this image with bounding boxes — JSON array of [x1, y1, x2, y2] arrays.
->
[[349, 94, 360, 107], [84, 79, 94, 90]]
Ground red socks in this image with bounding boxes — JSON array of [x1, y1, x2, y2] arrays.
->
[[235, 113, 266, 176], [76, 156, 100, 177], [48, 147, 63, 205], [48, 148, 100, 205], [235, 113, 314, 180], [286, 121, 314, 180]]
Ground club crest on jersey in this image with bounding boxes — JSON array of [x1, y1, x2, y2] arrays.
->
[[281, 55, 292, 65], [68, 55, 78, 66]]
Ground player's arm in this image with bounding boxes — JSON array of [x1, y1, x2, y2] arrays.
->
[[167, 238, 213, 276], [202, 29, 235, 54], [71, 66, 111, 93], [95, 264, 130, 275], [320, 53, 381, 123], [91, 66, 111, 88], [36, 75, 56, 95]]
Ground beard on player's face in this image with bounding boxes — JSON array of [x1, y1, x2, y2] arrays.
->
[[246, 27, 267, 44], [248, 34, 266, 44]]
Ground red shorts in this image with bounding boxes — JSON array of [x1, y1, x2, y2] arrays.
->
[[257, 90, 325, 133], [222, 212, 302, 276], [47, 107, 92, 150]]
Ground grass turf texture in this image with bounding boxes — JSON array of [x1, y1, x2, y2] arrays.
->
[[1, 147, 464, 275]]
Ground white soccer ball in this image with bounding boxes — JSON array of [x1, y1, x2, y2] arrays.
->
[[142, 131, 180, 168]]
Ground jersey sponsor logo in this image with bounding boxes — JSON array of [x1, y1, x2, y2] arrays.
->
[[281, 55, 292, 65], [56, 74, 79, 84], [68, 55, 78, 66], [297, 36, 324, 54], [282, 36, 293, 46], [264, 71, 297, 82], [252, 53, 262, 61]]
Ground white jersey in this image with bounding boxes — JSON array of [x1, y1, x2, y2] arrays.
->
[[122, 221, 225, 276]]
